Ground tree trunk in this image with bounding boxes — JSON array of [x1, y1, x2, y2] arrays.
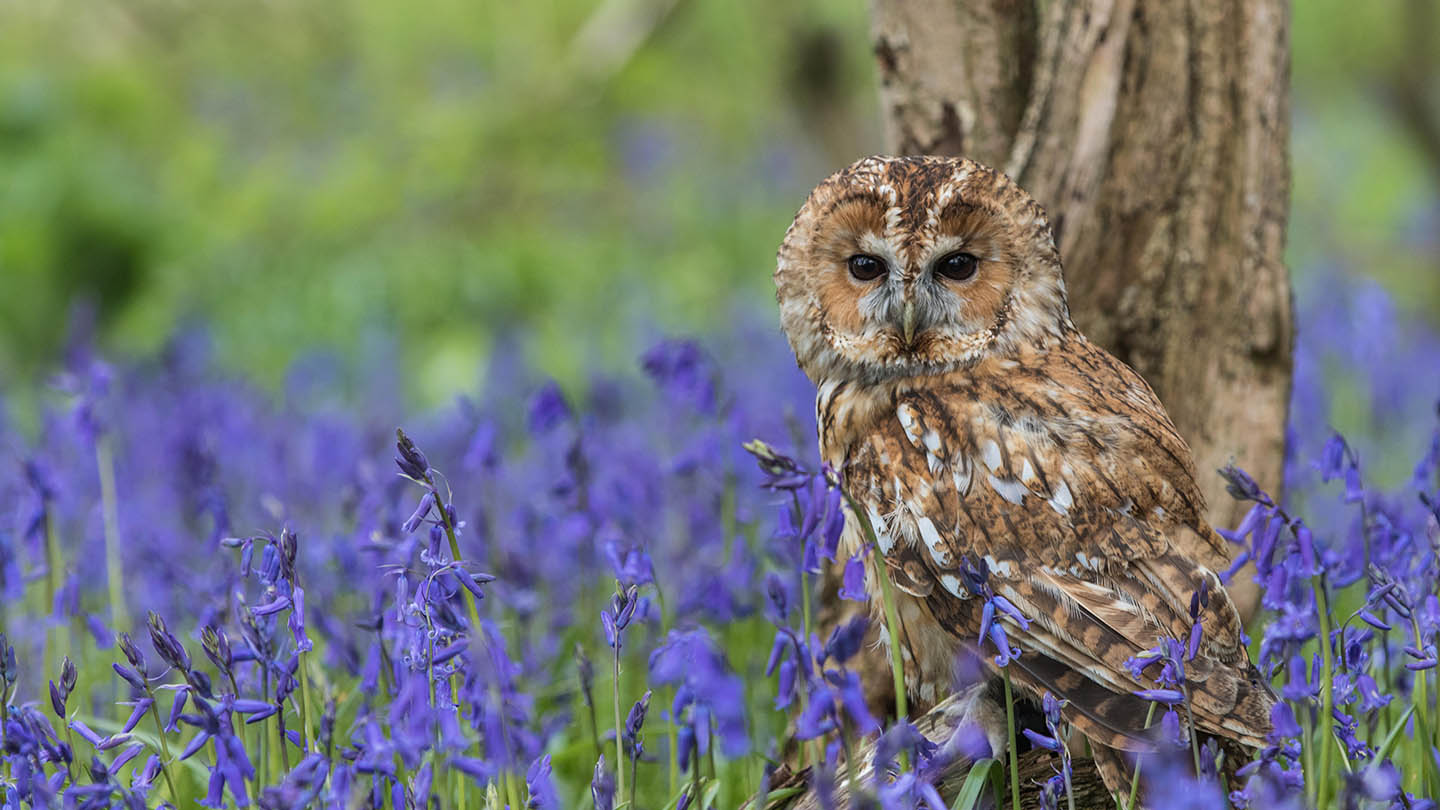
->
[[868, 0, 1293, 620]]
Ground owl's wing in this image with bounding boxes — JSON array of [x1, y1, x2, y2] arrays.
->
[[848, 386, 1273, 751]]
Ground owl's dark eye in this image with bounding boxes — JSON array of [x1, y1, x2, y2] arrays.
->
[[847, 254, 887, 282], [935, 251, 979, 281]]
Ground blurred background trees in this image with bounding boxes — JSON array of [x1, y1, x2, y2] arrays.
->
[[0, 0, 1436, 435]]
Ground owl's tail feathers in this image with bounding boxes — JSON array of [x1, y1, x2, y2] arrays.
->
[[1089, 742, 1135, 802], [1001, 649, 1159, 752], [996, 638, 1273, 752]]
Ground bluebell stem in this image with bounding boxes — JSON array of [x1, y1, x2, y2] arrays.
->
[[1021, 692, 1074, 810], [575, 643, 602, 762], [117, 630, 179, 802], [48, 657, 77, 784], [624, 690, 651, 807], [0, 631, 14, 783], [603, 582, 639, 802], [955, 556, 1029, 810]]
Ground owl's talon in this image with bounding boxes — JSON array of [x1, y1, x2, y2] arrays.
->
[[941, 681, 1008, 761]]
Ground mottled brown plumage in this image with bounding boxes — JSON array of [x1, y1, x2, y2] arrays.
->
[[775, 156, 1273, 796]]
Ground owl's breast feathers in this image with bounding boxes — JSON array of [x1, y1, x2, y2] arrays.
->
[[817, 331, 1274, 751]]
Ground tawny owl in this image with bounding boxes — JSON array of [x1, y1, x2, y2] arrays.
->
[[774, 156, 1273, 795]]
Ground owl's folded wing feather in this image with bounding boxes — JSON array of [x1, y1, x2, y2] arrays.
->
[[853, 386, 1273, 751]]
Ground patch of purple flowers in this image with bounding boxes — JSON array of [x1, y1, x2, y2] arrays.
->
[[0, 269, 1437, 808]]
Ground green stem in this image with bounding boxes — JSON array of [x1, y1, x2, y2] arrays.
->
[[506, 769, 524, 810], [61, 716, 76, 785], [1311, 577, 1336, 809], [846, 499, 908, 723], [800, 568, 813, 645], [613, 645, 626, 806], [690, 736, 702, 810], [258, 669, 271, 789], [1299, 703, 1314, 806], [296, 645, 317, 753], [144, 687, 181, 802], [96, 437, 130, 632], [1003, 669, 1020, 810], [42, 509, 63, 667], [838, 723, 860, 800], [227, 671, 258, 799], [667, 686, 679, 795], [428, 474, 521, 798], [1181, 684, 1202, 775], [791, 493, 813, 644], [630, 740, 639, 810], [1061, 743, 1075, 810], [1408, 614, 1437, 798], [276, 712, 291, 772], [651, 585, 679, 797], [1, 687, 10, 785], [1126, 703, 1157, 810]]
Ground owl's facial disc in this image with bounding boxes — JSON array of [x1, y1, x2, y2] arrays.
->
[[775, 156, 1072, 384], [826, 229, 1012, 373]]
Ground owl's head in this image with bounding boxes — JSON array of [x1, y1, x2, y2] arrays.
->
[[775, 155, 1072, 383]]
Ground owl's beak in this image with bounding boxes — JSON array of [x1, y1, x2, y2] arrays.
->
[[900, 300, 918, 346]]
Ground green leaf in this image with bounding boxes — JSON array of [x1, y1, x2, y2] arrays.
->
[[760, 786, 805, 807], [951, 758, 998, 810], [1367, 704, 1414, 768]]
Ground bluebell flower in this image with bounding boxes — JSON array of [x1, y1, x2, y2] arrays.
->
[[527, 381, 572, 435], [763, 571, 792, 622], [526, 754, 561, 809], [873, 722, 936, 776], [956, 557, 1028, 666], [0, 633, 15, 693], [48, 657, 76, 718], [641, 339, 718, 414], [603, 536, 656, 587], [591, 754, 616, 810], [823, 616, 868, 665], [649, 628, 749, 766], [1268, 701, 1302, 740], [602, 583, 640, 650], [394, 428, 432, 479], [1340, 761, 1401, 806], [838, 552, 869, 601], [1219, 463, 1271, 506], [743, 440, 813, 491], [1141, 751, 1229, 809]]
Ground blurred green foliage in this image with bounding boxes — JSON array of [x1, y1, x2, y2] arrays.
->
[[0, 0, 1436, 412]]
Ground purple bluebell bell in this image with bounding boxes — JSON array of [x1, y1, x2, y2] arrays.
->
[[591, 754, 616, 810], [649, 628, 749, 766], [48, 657, 76, 718], [838, 552, 869, 601], [526, 754, 561, 809], [527, 382, 572, 435]]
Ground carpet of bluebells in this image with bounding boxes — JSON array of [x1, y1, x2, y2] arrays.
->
[[1, 268, 1438, 810]]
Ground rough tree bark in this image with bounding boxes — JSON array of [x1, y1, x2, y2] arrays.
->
[[870, 0, 1294, 620]]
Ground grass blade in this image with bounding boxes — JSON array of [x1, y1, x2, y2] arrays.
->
[[951, 758, 998, 810]]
